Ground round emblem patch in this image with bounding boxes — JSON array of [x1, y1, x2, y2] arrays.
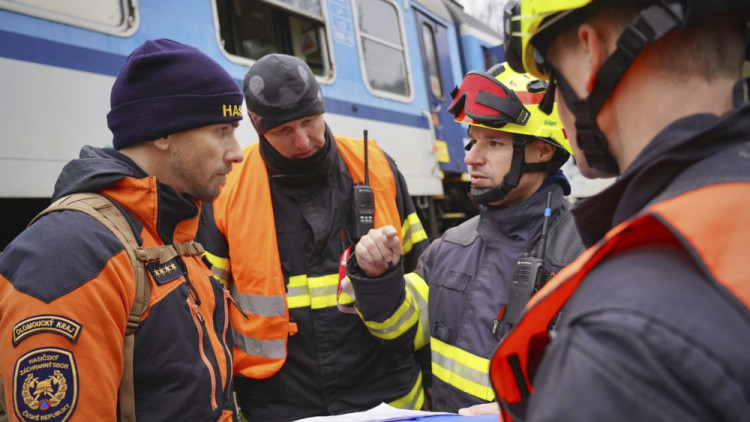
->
[[13, 347, 78, 422]]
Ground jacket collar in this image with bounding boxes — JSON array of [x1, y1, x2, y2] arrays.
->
[[477, 182, 568, 252], [259, 124, 338, 186], [54, 146, 200, 245], [573, 78, 750, 247]]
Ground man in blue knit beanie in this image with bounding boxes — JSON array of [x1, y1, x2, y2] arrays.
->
[[0, 39, 244, 421]]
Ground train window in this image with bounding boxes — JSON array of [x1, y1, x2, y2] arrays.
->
[[482, 46, 500, 71], [0, 0, 137, 35], [263, 0, 322, 19], [421, 23, 443, 100], [215, 0, 330, 77], [353, 0, 412, 99]]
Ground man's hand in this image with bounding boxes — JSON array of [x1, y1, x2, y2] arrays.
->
[[354, 225, 402, 277], [458, 402, 501, 416]]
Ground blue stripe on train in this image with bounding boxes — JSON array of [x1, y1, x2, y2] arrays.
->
[[0, 30, 125, 76], [0, 29, 429, 129]]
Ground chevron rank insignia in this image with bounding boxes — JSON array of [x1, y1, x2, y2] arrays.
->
[[145, 258, 184, 285]]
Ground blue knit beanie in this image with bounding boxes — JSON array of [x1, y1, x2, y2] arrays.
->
[[243, 54, 325, 135], [107, 39, 243, 149]]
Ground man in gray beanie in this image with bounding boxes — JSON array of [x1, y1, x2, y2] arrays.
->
[[198, 53, 431, 421], [0, 39, 244, 421]]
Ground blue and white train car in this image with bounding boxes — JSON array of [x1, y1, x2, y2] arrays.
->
[[0, 0, 503, 248]]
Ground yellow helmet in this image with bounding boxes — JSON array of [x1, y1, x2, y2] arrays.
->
[[503, 0, 593, 80], [448, 63, 573, 205], [503, 0, 750, 79], [448, 63, 572, 155], [503, 0, 750, 175]]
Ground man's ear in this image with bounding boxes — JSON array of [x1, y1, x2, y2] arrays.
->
[[527, 139, 556, 163], [536, 140, 556, 161], [577, 23, 605, 95], [152, 136, 171, 152]]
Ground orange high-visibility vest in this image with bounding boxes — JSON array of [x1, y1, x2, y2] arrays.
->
[[213, 135, 401, 379], [489, 182, 750, 421]]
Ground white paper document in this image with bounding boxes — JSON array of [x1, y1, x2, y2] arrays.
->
[[294, 402, 456, 422]]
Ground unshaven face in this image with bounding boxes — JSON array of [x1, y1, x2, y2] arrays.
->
[[166, 122, 243, 202]]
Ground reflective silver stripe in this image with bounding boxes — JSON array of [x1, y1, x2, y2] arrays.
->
[[402, 212, 428, 254], [404, 273, 430, 348], [233, 330, 286, 359], [363, 296, 418, 339], [398, 385, 423, 411], [309, 281, 338, 309], [432, 351, 489, 387], [287, 274, 341, 309], [387, 371, 424, 410], [230, 284, 286, 317], [431, 338, 494, 400], [286, 280, 310, 309]]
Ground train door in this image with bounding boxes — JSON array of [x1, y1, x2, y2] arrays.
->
[[414, 10, 467, 175]]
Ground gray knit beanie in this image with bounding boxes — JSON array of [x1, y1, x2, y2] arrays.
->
[[243, 54, 325, 135]]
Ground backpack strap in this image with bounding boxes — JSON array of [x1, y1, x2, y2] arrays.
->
[[30, 193, 202, 422]]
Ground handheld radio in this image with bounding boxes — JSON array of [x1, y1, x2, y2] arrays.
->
[[352, 130, 375, 239], [502, 191, 554, 330]]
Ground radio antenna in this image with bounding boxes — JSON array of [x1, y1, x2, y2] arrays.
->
[[363, 129, 369, 186], [536, 191, 553, 259]]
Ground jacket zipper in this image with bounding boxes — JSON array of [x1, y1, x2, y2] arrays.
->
[[178, 258, 202, 306], [221, 288, 234, 393], [187, 295, 218, 410]]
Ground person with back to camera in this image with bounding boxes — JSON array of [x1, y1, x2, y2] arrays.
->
[[0, 39, 245, 421], [197, 53, 431, 422], [490, 0, 750, 420], [345, 63, 585, 415]]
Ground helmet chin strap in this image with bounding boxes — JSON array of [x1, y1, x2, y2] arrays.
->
[[469, 135, 550, 205], [545, 2, 684, 176], [554, 72, 620, 175]]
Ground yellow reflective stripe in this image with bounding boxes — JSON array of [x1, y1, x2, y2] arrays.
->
[[337, 276, 355, 306], [286, 274, 343, 309], [404, 272, 430, 350], [338, 293, 355, 306], [402, 212, 428, 254], [360, 288, 419, 340], [431, 337, 495, 401], [204, 251, 232, 285], [308, 274, 340, 309], [387, 370, 425, 410], [287, 275, 310, 309]]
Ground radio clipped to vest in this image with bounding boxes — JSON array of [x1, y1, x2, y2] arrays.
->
[[497, 192, 554, 333], [352, 129, 375, 240]]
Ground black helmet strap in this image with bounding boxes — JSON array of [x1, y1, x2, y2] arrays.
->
[[552, 1, 684, 175]]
